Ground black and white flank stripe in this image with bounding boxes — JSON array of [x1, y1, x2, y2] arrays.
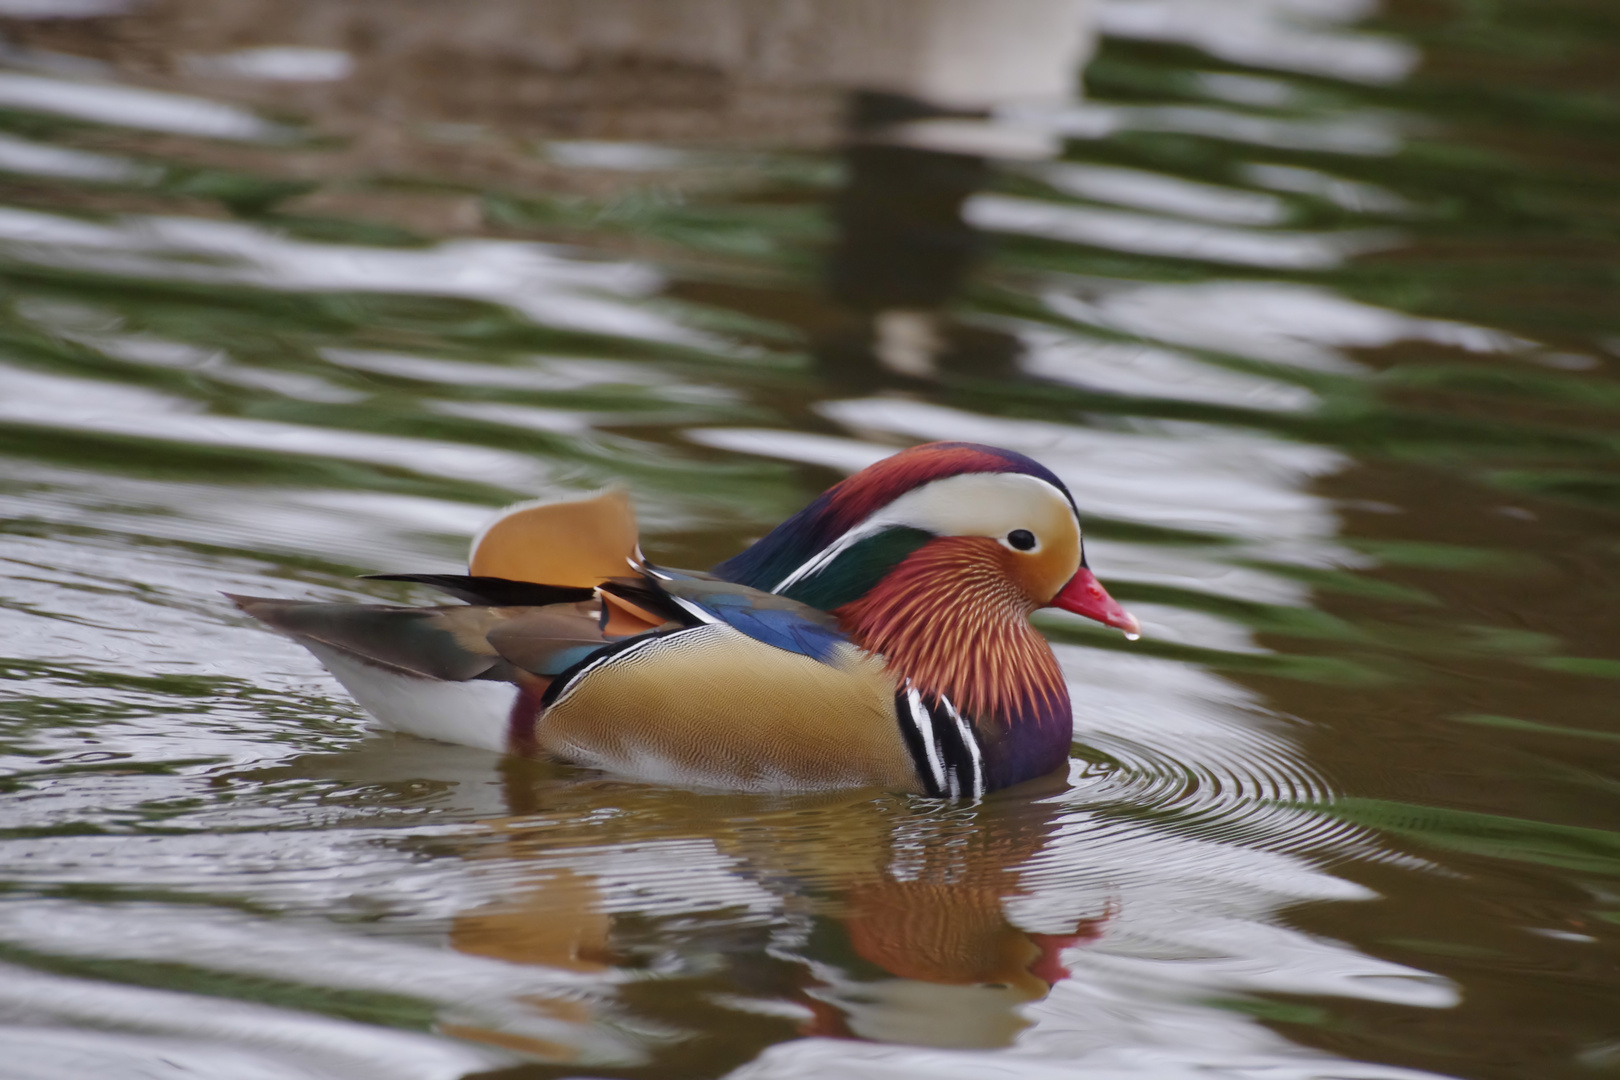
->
[[895, 684, 985, 799]]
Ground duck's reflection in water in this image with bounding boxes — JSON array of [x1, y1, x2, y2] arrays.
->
[[430, 758, 1112, 1072]]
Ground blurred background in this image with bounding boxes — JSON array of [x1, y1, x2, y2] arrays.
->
[[0, 1, 1616, 1078]]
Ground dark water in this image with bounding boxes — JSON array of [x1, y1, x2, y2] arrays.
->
[[0, 2, 1617, 1078]]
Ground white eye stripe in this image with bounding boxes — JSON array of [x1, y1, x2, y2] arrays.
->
[[772, 472, 1077, 594]]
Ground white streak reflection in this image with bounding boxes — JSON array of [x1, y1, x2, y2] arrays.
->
[[1018, 327, 1319, 411], [0, 207, 706, 347], [0, 132, 156, 183], [0, 365, 550, 491], [1032, 162, 1288, 225], [1245, 162, 1416, 214], [185, 47, 355, 83], [0, 72, 283, 140], [966, 194, 1392, 268], [1098, 0, 1420, 84], [1052, 281, 1531, 371], [1035, 101, 1405, 156], [0, 964, 509, 1080]]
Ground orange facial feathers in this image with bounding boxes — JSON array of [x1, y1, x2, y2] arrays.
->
[[833, 537, 1067, 729]]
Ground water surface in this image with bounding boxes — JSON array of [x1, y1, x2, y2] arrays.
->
[[1, 2, 1617, 1078]]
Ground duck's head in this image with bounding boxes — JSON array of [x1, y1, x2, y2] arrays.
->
[[715, 441, 1138, 638]]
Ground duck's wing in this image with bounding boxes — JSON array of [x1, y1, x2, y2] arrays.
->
[[231, 593, 632, 753], [361, 575, 597, 607], [410, 485, 846, 662], [603, 567, 849, 665], [231, 596, 503, 681], [358, 572, 667, 637], [351, 564, 847, 665], [468, 488, 640, 586], [228, 595, 614, 680]]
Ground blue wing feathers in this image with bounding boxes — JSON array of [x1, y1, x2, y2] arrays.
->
[[651, 571, 850, 665], [714, 604, 846, 665]]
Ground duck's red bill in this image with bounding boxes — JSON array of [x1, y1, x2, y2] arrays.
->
[[1051, 568, 1141, 638]]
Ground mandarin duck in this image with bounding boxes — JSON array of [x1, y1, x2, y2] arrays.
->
[[233, 442, 1138, 797]]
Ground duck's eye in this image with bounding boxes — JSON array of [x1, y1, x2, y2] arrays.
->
[[1007, 529, 1037, 551]]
